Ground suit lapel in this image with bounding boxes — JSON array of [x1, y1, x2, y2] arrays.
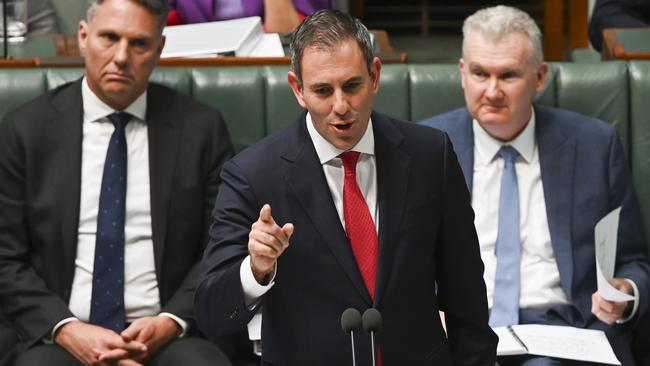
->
[[54, 81, 84, 287], [452, 112, 475, 191], [536, 106, 576, 301], [146, 85, 180, 279], [372, 114, 409, 306], [283, 117, 372, 304]]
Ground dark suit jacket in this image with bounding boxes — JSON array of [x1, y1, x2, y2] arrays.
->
[[195, 111, 497, 366], [421, 105, 650, 364], [0, 79, 234, 357]]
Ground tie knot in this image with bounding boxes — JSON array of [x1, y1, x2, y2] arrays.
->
[[498, 145, 519, 163], [340, 151, 360, 174], [107, 112, 132, 130]]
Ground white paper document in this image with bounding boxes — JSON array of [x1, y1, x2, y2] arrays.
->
[[248, 33, 285, 57], [494, 326, 527, 355], [161, 17, 263, 58], [594, 207, 634, 301], [495, 324, 620, 365]]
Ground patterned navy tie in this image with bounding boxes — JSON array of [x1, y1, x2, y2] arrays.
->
[[89, 112, 130, 332], [489, 145, 521, 327]]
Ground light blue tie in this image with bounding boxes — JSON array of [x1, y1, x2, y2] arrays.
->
[[489, 145, 521, 327]]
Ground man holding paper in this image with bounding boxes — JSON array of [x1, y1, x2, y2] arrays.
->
[[420, 5, 650, 366]]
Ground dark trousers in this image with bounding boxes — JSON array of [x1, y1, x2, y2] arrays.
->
[[15, 337, 232, 366]]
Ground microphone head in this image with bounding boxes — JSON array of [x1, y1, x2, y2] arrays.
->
[[341, 308, 362, 334], [362, 308, 383, 333]]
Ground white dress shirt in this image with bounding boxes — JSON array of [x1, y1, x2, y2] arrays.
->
[[472, 110, 569, 310], [473, 109, 638, 321], [240, 113, 378, 303], [53, 78, 185, 337]]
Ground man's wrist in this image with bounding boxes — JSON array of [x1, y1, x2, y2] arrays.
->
[[251, 261, 275, 285], [50, 317, 79, 344], [158, 313, 187, 337]]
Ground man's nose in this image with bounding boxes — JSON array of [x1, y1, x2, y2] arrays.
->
[[113, 39, 129, 67], [332, 90, 349, 116], [485, 77, 502, 100]]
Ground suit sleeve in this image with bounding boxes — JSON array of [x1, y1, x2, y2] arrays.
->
[[194, 159, 260, 339], [0, 113, 75, 345], [159, 110, 234, 325], [608, 128, 650, 322], [434, 133, 498, 365]]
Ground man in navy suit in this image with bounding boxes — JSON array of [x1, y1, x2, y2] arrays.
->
[[195, 9, 497, 366], [421, 6, 650, 366]]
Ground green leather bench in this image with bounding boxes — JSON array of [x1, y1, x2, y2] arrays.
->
[[0, 61, 648, 251]]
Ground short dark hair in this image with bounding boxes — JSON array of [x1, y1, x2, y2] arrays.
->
[[289, 9, 374, 83], [87, 0, 169, 34]]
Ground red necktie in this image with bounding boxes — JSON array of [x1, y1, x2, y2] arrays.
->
[[340, 151, 379, 299]]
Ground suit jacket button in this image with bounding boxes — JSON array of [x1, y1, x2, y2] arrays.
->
[[229, 307, 239, 319]]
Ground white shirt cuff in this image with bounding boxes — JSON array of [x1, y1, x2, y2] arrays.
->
[[159, 312, 188, 337], [47, 317, 79, 344], [616, 279, 639, 324], [240, 255, 275, 309]]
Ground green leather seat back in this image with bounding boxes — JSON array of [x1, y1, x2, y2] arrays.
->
[[45, 68, 84, 88], [192, 67, 265, 152], [264, 66, 302, 135], [409, 64, 464, 122], [0, 69, 47, 119], [552, 61, 629, 154], [150, 68, 192, 95], [630, 61, 650, 253], [375, 64, 409, 120]]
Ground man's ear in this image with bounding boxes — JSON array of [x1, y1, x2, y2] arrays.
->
[[535, 62, 549, 93], [370, 57, 382, 94], [287, 71, 307, 109], [459, 58, 466, 90], [156, 35, 166, 57], [78, 20, 89, 56]]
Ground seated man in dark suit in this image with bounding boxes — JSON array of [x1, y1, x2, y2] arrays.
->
[[0, 0, 234, 364], [195, 9, 497, 366], [420, 5, 650, 366]]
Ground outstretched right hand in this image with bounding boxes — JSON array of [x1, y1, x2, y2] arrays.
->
[[248, 204, 294, 284]]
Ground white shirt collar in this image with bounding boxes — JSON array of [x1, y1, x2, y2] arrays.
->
[[473, 107, 536, 165], [81, 76, 147, 123], [305, 112, 375, 164]]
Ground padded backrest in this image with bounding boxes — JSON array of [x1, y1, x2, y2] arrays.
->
[[192, 67, 266, 152], [0, 62, 637, 155], [552, 61, 629, 154], [629, 61, 650, 252]]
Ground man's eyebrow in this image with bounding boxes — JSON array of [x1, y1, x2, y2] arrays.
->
[[309, 82, 331, 90]]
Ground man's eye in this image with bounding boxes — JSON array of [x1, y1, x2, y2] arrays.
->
[[103, 33, 119, 42], [472, 71, 487, 78], [131, 39, 149, 49], [313, 87, 332, 95], [344, 82, 361, 92]]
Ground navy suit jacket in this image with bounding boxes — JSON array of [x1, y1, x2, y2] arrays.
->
[[196, 111, 497, 366], [421, 105, 650, 364]]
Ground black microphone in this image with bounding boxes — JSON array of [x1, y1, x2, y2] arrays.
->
[[341, 308, 362, 366], [362, 308, 383, 366]]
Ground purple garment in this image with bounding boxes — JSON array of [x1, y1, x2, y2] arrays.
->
[[170, 0, 332, 24]]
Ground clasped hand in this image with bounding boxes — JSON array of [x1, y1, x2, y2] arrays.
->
[[55, 316, 181, 365]]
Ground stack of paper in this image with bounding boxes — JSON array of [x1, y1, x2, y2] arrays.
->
[[495, 324, 621, 365], [161, 17, 264, 58]]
